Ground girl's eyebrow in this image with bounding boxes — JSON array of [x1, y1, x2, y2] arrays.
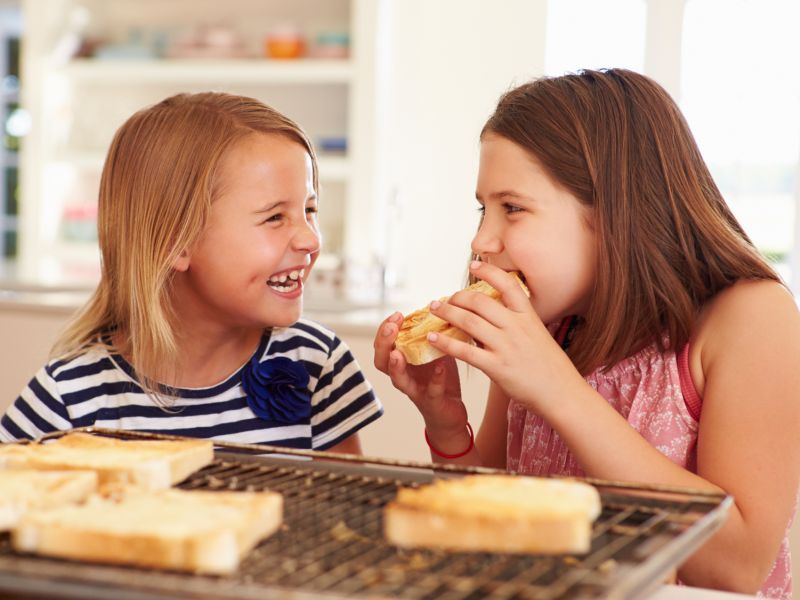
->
[[255, 201, 286, 214], [475, 190, 535, 202], [256, 193, 317, 213]]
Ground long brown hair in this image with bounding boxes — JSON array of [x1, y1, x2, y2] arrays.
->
[[480, 69, 779, 374], [53, 92, 318, 399]]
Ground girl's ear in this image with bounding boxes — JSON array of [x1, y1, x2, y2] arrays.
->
[[172, 249, 191, 272]]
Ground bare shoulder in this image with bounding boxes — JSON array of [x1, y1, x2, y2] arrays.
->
[[709, 277, 795, 310], [695, 278, 800, 368], [698, 279, 798, 335]]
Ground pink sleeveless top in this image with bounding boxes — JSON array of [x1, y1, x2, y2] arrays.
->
[[506, 330, 793, 598]]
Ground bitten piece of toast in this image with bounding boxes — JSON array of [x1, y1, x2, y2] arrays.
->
[[0, 432, 214, 491], [384, 475, 601, 554], [395, 273, 529, 365], [13, 488, 283, 575]]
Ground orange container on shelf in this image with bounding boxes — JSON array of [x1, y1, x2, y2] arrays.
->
[[264, 25, 305, 59]]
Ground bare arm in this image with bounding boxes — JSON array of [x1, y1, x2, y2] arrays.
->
[[372, 311, 479, 466], [372, 310, 509, 467], [327, 433, 363, 455], [545, 281, 800, 592], [475, 382, 509, 469]]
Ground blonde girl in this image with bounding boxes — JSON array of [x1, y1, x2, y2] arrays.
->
[[2, 92, 382, 453], [374, 69, 799, 596]]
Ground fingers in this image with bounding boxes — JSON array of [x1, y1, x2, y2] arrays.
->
[[426, 330, 490, 372], [468, 261, 532, 313], [431, 297, 498, 347], [446, 288, 509, 330], [373, 312, 403, 373], [424, 360, 449, 401], [385, 350, 420, 398], [374, 312, 449, 404]]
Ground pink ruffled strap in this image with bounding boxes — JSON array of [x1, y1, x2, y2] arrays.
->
[[677, 343, 702, 421]]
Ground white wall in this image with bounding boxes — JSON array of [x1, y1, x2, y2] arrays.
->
[[376, 0, 547, 306], [0, 303, 75, 411]]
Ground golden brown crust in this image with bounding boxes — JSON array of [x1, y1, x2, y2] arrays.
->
[[394, 274, 529, 365], [0, 433, 214, 491], [384, 475, 600, 554], [12, 489, 283, 574], [384, 504, 594, 554]]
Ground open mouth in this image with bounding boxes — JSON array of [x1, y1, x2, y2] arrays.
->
[[510, 270, 527, 286], [267, 268, 305, 293]]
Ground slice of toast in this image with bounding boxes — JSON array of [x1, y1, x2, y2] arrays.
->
[[384, 475, 601, 554], [0, 470, 98, 530], [0, 433, 214, 491], [12, 488, 283, 575], [395, 273, 529, 365]]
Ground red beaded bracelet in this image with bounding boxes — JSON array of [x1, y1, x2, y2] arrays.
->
[[424, 422, 474, 459]]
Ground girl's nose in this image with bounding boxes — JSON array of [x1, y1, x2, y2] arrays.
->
[[471, 218, 503, 258], [293, 220, 321, 255]]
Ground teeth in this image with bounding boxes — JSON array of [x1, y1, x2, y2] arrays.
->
[[268, 280, 299, 292], [268, 269, 306, 285]]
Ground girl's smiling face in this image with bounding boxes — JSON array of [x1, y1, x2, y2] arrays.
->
[[177, 133, 320, 330], [472, 134, 596, 324]]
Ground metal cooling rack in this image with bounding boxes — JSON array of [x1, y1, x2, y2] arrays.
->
[[0, 427, 731, 599]]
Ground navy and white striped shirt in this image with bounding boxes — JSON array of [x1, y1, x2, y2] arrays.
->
[[0, 319, 383, 449]]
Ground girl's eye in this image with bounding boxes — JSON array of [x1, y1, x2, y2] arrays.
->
[[476, 205, 486, 215], [503, 203, 523, 214], [306, 206, 319, 216], [263, 213, 283, 224]]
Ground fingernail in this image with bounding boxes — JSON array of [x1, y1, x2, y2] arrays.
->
[[391, 312, 403, 322], [382, 324, 393, 336], [430, 300, 441, 310], [427, 332, 439, 343], [470, 260, 481, 270], [390, 354, 399, 366]]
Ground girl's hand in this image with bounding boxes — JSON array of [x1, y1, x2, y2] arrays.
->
[[426, 262, 585, 416], [373, 312, 468, 436]]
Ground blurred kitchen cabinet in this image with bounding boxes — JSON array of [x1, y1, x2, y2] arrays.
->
[[0, 7, 21, 262], [18, 0, 380, 296]]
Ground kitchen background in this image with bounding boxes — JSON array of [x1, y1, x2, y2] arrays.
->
[[0, 0, 798, 581]]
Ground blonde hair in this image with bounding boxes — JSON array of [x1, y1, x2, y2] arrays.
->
[[53, 92, 318, 399]]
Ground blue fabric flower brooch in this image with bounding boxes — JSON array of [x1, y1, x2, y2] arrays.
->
[[242, 356, 311, 424]]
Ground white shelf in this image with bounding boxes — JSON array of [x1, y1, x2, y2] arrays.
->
[[21, 0, 380, 285], [317, 156, 350, 182], [53, 153, 351, 183], [62, 58, 354, 85]]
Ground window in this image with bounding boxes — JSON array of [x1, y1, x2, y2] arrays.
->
[[681, 0, 800, 286], [545, 0, 800, 290]]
